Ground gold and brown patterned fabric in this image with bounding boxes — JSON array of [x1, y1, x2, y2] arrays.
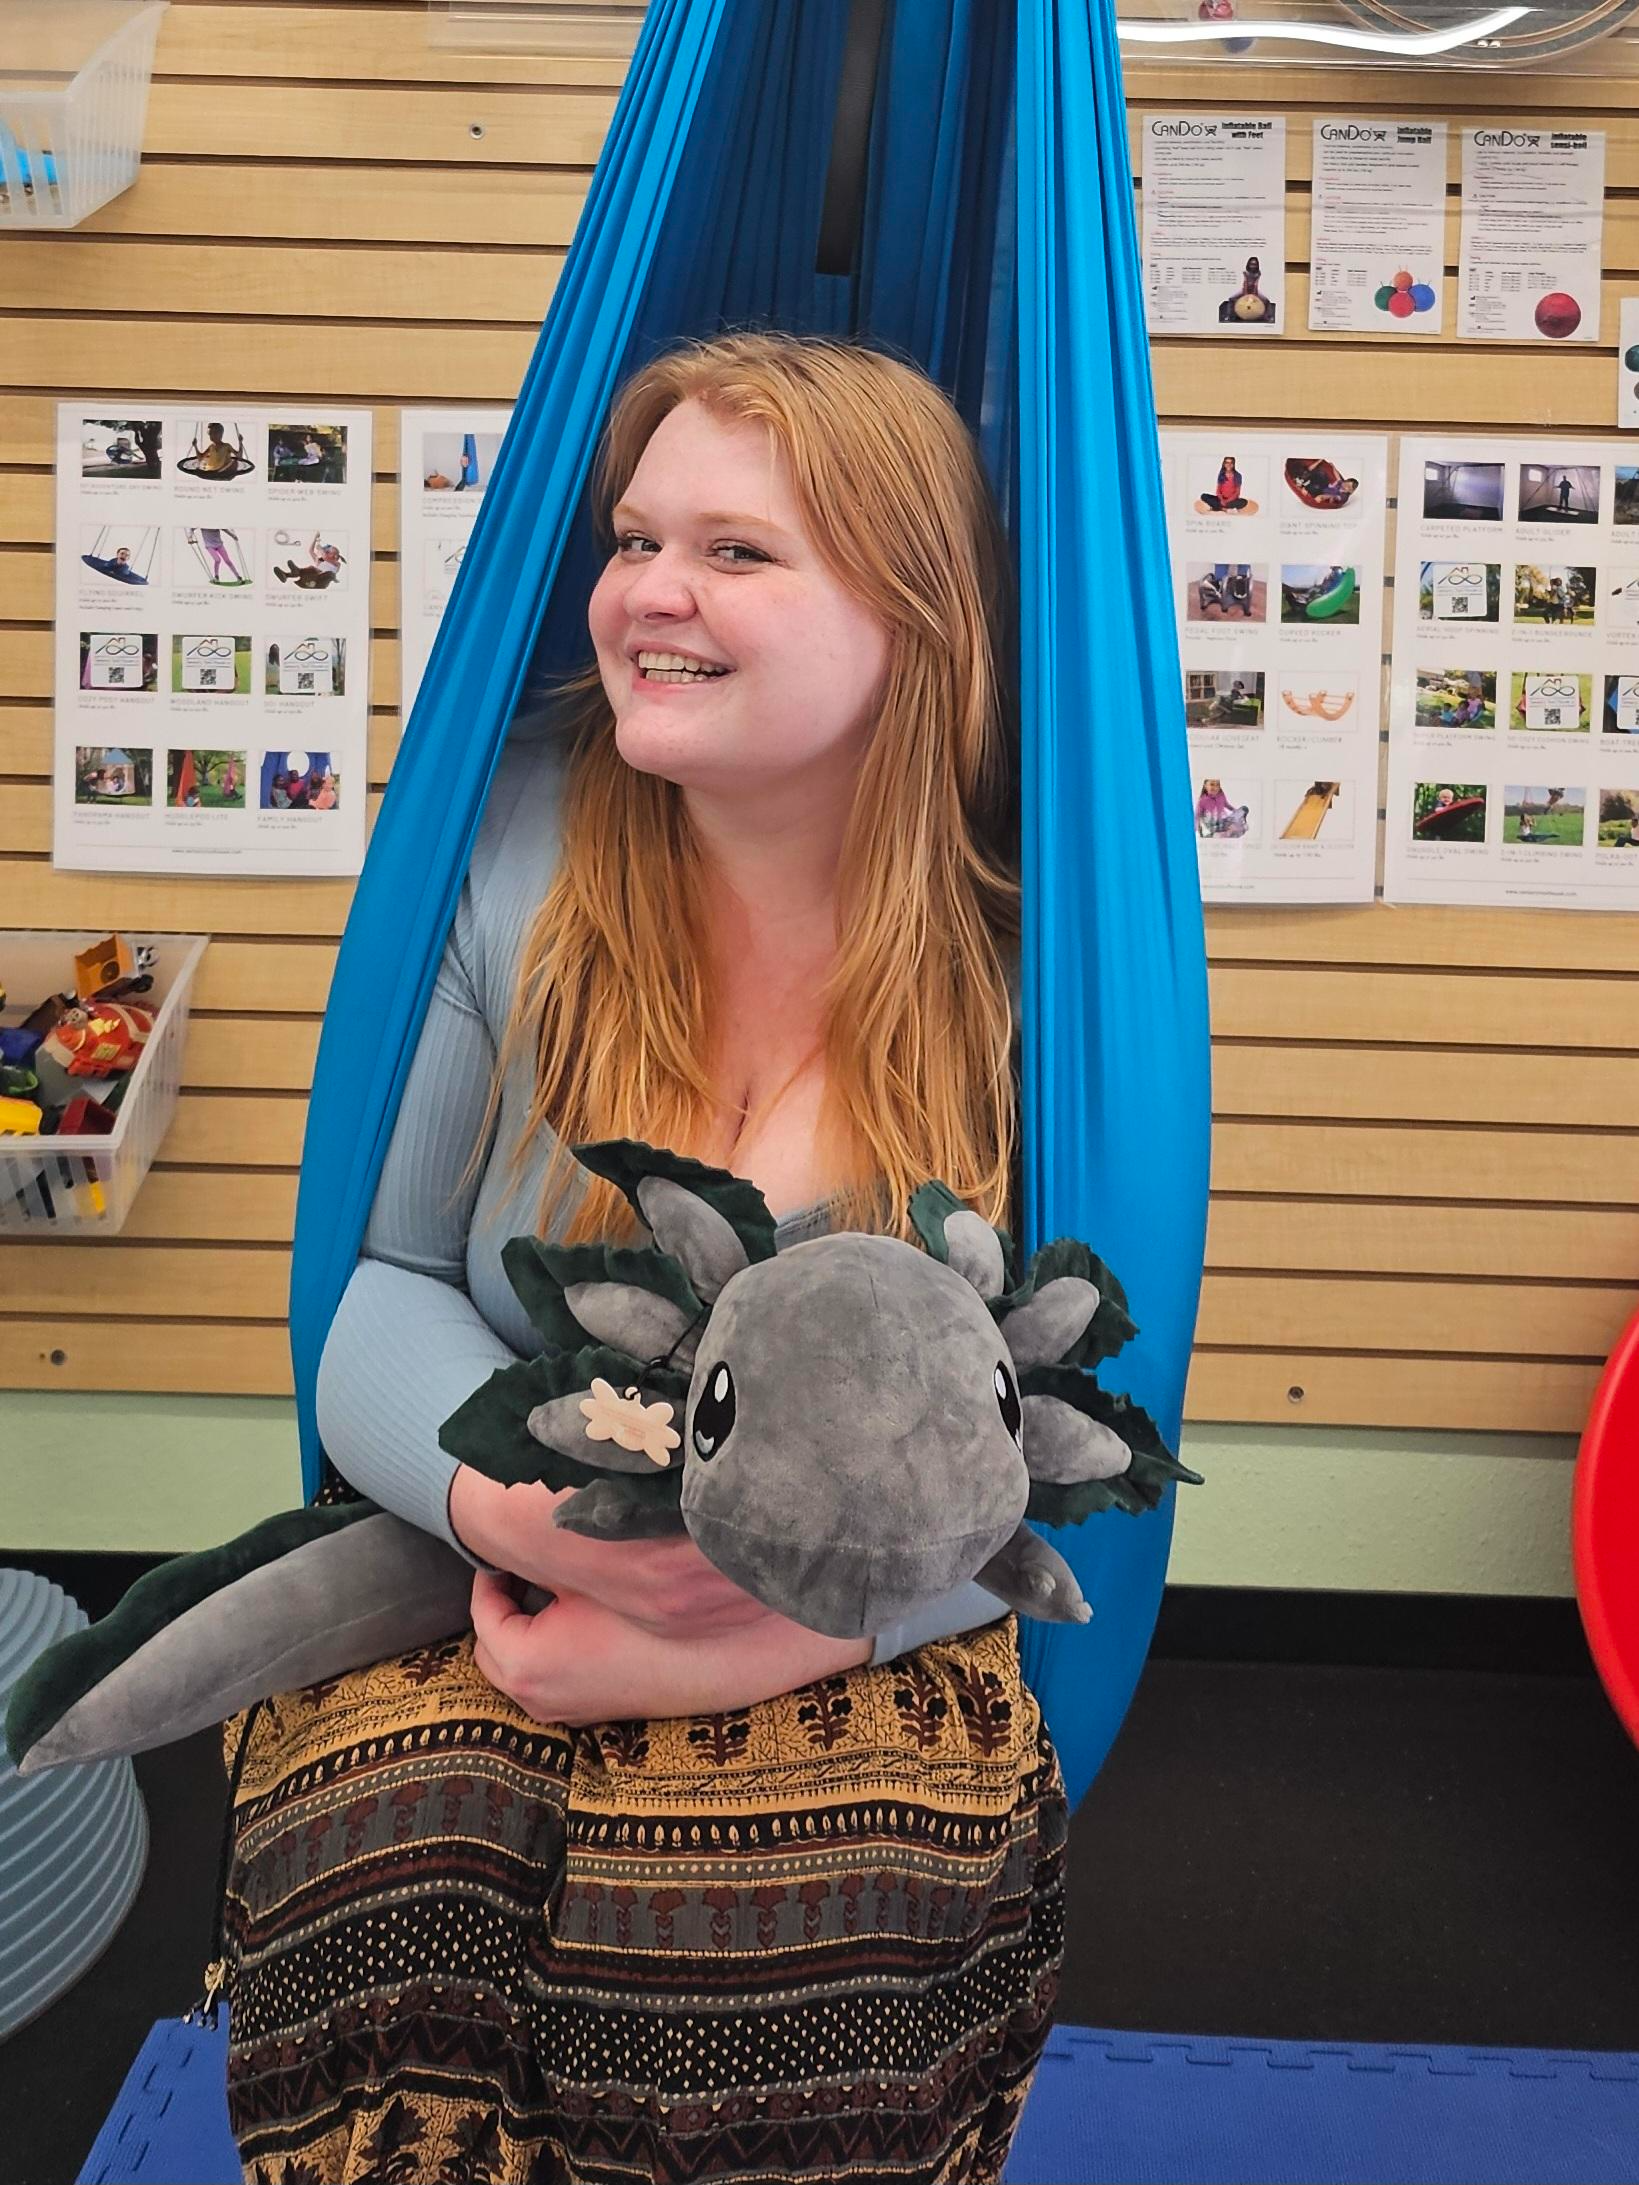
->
[[221, 1614, 1066, 2184]]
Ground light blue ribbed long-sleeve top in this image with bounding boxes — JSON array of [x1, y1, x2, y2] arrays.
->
[[315, 717, 1006, 1667]]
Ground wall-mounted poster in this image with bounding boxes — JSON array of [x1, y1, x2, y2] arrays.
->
[[399, 406, 514, 716], [1141, 115, 1286, 337], [1458, 127, 1605, 344], [1162, 432, 1389, 904], [1385, 436, 1639, 911], [1308, 117, 1446, 336], [55, 403, 372, 876]]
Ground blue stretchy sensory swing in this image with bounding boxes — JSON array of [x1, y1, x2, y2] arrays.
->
[[289, 0, 1210, 1815]]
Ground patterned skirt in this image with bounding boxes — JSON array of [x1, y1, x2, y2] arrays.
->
[[221, 1614, 1067, 2185]]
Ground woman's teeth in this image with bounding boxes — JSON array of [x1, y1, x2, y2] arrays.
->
[[636, 652, 731, 684]]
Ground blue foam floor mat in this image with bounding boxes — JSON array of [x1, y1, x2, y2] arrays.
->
[[77, 2014, 1639, 2184]]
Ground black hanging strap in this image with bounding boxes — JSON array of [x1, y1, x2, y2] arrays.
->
[[816, 0, 890, 276]]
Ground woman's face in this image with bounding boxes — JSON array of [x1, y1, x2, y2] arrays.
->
[[589, 399, 890, 799]]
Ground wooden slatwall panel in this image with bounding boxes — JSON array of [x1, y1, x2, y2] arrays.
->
[[1, 5, 1632, 1434], [0, 1, 626, 1395], [1130, 57, 1639, 1435]]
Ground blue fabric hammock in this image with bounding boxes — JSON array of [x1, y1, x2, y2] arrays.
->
[[289, 0, 1209, 1814]]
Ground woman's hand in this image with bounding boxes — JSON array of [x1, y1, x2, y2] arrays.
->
[[449, 1464, 768, 1638], [469, 1570, 873, 1728]]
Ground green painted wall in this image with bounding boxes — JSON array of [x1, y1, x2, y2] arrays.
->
[[0, 1393, 1576, 1595]]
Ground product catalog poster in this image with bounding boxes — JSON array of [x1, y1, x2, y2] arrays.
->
[[399, 406, 514, 716], [1458, 127, 1605, 344], [1619, 297, 1639, 429], [1308, 118, 1447, 335], [55, 404, 372, 876], [1162, 432, 1389, 904], [1141, 114, 1286, 336], [1385, 437, 1639, 911]]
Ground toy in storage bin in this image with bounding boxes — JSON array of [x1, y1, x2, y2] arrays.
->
[[0, 933, 206, 1235], [0, 2, 169, 232]]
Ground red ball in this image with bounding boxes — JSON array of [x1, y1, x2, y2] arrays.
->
[[1387, 290, 1415, 319], [1534, 291, 1582, 339]]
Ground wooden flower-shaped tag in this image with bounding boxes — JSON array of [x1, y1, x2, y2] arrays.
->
[[579, 1378, 681, 1467]]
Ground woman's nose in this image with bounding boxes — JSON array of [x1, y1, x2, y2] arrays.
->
[[620, 548, 699, 617]]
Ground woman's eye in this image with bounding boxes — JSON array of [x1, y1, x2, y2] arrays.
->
[[613, 533, 765, 564]]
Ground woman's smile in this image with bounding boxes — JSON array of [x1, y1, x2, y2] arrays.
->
[[632, 656, 738, 690]]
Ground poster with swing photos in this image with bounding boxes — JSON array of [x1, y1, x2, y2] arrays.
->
[[399, 406, 514, 716], [53, 402, 373, 876], [1161, 431, 1388, 904], [1384, 437, 1639, 912]]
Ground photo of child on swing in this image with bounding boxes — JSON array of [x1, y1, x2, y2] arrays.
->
[[175, 524, 253, 590], [168, 750, 246, 810], [1503, 783, 1585, 846], [1514, 565, 1595, 625], [268, 422, 349, 485], [271, 530, 348, 590], [80, 418, 161, 479], [80, 525, 160, 589], [1414, 668, 1495, 730], [1412, 781, 1487, 842], [74, 745, 154, 806], [176, 421, 256, 480], [259, 749, 340, 812]]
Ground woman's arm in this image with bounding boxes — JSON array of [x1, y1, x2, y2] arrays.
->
[[314, 901, 521, 1556], [470, 1572, 872, 1727], [313, 883, 787, 1639]]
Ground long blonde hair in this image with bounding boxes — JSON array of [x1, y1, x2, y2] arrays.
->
[[501, 330, 1019, 1244]]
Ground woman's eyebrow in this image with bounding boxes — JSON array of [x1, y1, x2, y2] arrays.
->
[[612, 501, 789, 537]]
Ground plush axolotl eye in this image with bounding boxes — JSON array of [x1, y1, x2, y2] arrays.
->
[[692, 1361, 737, 1461], [994, 1360, 1023, 1448]]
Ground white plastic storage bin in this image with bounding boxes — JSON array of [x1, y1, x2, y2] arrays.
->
[[0, 2, 169, 231], [0, 931, 207, 1236]]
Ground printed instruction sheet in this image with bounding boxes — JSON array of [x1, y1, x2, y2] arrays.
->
[[1142, 114, 1286, 337], [399, 407, 514, 716], [1308, 118, 1447, 335], [1458, 127, 1605, 344], [56, 404, 372, 876], [1163, 431, 1389, 904], [1385, 436, 1639, 911]]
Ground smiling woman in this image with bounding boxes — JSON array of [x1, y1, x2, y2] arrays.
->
[[220, 332, 1056, 2185]]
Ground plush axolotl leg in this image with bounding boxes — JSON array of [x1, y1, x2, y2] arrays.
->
[[974, 1524, 1091, 1623]]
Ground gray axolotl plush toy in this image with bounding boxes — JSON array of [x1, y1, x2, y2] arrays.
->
[[6, 1140, 1198, 1779]]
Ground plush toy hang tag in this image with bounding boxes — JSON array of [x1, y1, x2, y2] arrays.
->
[[578, 1377, 680, 1466]]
